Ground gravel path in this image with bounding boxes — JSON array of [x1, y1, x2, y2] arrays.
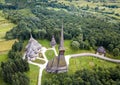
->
[[65, 53, 120, 66]]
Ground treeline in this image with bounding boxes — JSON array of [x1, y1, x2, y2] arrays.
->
[[1, 41, 30, 85], [43, 65, 120, 85]]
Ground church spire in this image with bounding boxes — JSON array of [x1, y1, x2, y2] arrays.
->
[[59, 22, 65, 51], [46, 22, 67, 73], [50, 35, 56, 47]]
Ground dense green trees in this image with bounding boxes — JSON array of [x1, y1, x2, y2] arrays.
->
[[1, 59, 29, 84], [43, 65, 120, 85], [113, 48, 120, 56], [12, 72, 29, 85], [71, 41, 80, 50], [3, 0, 120, 57], [1, 41, 30, 85]]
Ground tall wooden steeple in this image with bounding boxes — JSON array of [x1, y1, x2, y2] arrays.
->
[[46, 23, 67, 73]]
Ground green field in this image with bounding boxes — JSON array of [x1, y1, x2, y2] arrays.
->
[[0, 40, 17, 52], [26, 64, 39, 85], [38, 39, 51, 48], [68, 56, 117, 74]]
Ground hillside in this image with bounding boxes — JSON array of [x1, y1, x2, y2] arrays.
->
[[0, 0, 120, 85], [58, 0, 120, 19]]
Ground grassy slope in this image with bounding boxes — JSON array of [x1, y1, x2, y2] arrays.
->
[[0, 40, 17, 52]]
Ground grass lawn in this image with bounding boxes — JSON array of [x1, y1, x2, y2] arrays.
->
[[32, 59, 45, 64], [0, 40, 17, 52], [68, 56, 118, 74], [26, 64, 39, 85], [45, 50, 55, 60], [0, 53, 8, 85], [38, 39, 51, 48]]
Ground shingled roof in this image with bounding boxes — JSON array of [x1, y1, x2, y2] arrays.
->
[[25, 35, 42, 60]]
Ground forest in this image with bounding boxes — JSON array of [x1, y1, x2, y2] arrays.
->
[[0, 0, 120, 85], [3, 0, 120, 57]]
